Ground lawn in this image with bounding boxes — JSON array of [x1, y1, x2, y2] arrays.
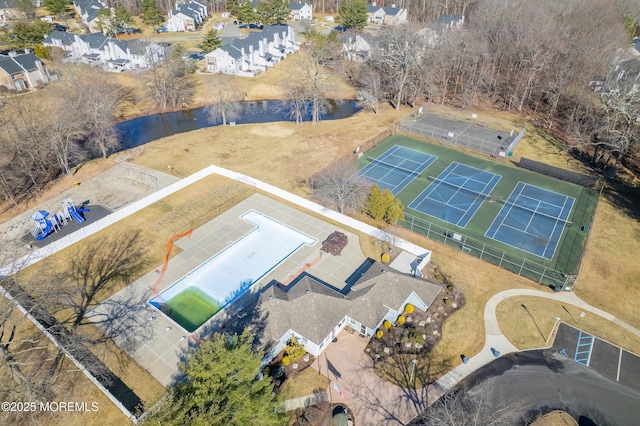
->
[[496, 296, 640, 354], [279, 367, 330, 400]]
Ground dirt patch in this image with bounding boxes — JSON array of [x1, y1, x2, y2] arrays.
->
[[293, 400, 356, 426]]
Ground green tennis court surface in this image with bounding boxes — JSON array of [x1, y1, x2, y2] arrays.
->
[[357, 134, 598, 289]]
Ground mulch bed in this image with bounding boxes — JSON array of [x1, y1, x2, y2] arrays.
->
[[293, 400, 355, 426], [266, 350, 317, 394], [366, 262, 466, 359]]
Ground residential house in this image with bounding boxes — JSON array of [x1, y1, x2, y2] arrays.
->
[[289, 2, 312, 21], [43, 31, 164, 71], [341, 32, 374, 62], [367, 3, 385, 24], [382, 6, 407, 26], [434, 14, 464, 30], [0, 0, 25, 20], [167, 0, 207, 32], [419, 14, 465, 47], [73, 0, 108, 33], [205, 24, 297, 76], [257, 264, 442, 366], [0, 53, 51, 90]]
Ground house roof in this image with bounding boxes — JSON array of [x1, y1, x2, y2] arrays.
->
[[0, 0, 21, 9], [83, 33, 109, 49], [258, 264, 442, 347], [0, 53, 40, 75], [382, 6, 401, 16], [435, 14, 463, 26], [289, 2, 308, 11], [367, 4, 383, 13], [44, 31, 76, 46], [633, 37, 640, 55]]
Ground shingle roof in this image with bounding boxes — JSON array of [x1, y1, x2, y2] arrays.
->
[[0, 56, 23, 75], [289, 2, 307, 11], [367, 4, 382, 13], [10, 53, 39, 71], [258, 264, 442, 347], [83, 33, 109, 49], [382, 6, 401, 16], [44, 31, 76, 46]]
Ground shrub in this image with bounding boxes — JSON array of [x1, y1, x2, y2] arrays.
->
[[285, 338, 307, 362], [282, 356, 290, 366], [447, 284, 456, 293], [376, 330, 384, 339], [405, 304, 414, 314], [397, 315, 406, 325], [409, 330, 425, 345], [365, 185, 405, 224], [444, 298, 453, 307], [381, 253, 390, 263], [383, 320, 392, 329]]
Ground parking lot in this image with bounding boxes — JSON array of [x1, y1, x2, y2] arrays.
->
[[552, 323, 640, 392]]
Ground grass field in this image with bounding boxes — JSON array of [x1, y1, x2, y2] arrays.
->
[[358, 134, 597, 288], [496, 296, 640, 355]]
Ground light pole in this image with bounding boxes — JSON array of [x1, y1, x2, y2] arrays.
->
[[410, 358, 417, 384], [546, 317, 561, 344]]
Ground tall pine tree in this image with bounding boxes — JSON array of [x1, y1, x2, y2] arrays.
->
[[141, 0, 164, 27], [149, 331, 283, 425]]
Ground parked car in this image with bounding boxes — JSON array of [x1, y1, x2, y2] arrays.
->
[[214, 22, 224, 30], [248, 23, 263, 30], [52, 23, 68, 32], [155, 26, 168, 33], [189, 53, 204, 61]]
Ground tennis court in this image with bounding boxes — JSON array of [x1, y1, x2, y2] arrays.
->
[[408, 162, 501, 227], [357, 145, 437, 195], [485, 182, 575, 259]]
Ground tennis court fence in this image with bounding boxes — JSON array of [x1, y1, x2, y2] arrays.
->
[[518, 158, 598, 187], [399, 212, 576, 290]]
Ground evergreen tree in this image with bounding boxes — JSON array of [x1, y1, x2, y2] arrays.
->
[[365, 185, 405, 224], [226, 0, 240, 15], [149, 331, 283, 426], [43, 0, 68, 17], [141, 0, 164, 27], [257, 0, 290, 25], [236, 1, 256, 23], [338, 0, 369, 31], [201, 29, 222, 54]]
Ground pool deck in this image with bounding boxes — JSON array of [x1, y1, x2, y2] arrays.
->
[[94, 194, 368, 386]]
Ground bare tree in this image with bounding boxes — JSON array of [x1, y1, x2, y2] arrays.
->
[[55, 65, 129, 158], [145, 44, 195, 112], [302, 30, 343, 124], [283, 80, 310, 125], [206, 75, 243, 126], [369, 24, 426, 109], [311, 161, 370, 214], [415, 389, 524, 425]]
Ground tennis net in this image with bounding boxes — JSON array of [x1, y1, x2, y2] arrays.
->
[[366, 157, 422, 177], [500, 198, 573, 224], [426, 175, 494, 202]]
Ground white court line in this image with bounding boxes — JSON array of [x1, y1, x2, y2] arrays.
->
[[617, 347, 623, 382], [486, 182, 526, 238]]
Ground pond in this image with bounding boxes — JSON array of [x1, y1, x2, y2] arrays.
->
[[115, 99, 361, 150]]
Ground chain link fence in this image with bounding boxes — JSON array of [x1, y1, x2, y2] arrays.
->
[[399, 212, 576, 290]]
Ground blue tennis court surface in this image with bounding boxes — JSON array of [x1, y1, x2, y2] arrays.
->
[[358, 145, 437, 195], [408, 162, 501, 227], [485, 182, 575, 259]]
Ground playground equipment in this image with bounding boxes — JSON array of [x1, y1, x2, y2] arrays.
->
[[29, 200, 90, 242], [30, 210, 54, 240], [61, 199, 89, 224]]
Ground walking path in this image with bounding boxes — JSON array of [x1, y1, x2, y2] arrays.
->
[[436, 289, 640, 391]]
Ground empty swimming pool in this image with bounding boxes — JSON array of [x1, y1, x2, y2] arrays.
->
[[150, 210, 316, 332]]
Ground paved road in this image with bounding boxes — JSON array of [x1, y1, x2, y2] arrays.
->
[[460, 350, 640, 426]]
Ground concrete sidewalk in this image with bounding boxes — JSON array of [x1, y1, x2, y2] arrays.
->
[[436, 289, 640, 391]]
